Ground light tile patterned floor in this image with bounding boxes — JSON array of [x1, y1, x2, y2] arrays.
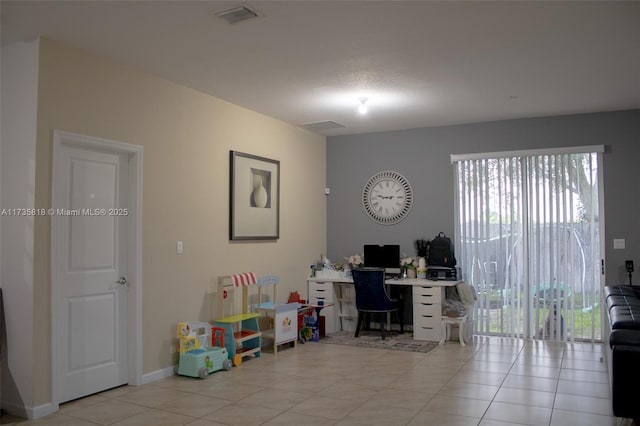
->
[[1, 336, 633, 425]]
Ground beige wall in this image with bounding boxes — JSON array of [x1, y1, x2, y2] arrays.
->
[[1, 39, 39, 417], [33, 38, 326, 405]]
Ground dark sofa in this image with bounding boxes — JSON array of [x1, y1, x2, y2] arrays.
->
[[604, 285, 640, 421]]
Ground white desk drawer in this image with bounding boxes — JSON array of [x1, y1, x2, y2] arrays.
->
[[308, 280, 335, 303], [310, 280, 334, 289], [413, 302, 441, 316], [414, 286, 442, 298], [415, 295, 440, 306], [414, 311, 440, 326], [309, 296, 332, 306], [414, 326, 441, 342], [309, 288, 334, 303]]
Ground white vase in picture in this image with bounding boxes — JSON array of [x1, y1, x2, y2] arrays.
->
[[252, 175, 268, 208]]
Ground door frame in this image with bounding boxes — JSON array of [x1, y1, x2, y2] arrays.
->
[[50, 130, 143, 408], [597, 151, 607, 343]]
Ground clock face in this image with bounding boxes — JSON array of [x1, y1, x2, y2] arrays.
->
[[362, 171, 413, 225]]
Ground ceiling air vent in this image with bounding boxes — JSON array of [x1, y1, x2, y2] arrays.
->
[[214, 6, 259, 24], [303, 121, 346, 131]]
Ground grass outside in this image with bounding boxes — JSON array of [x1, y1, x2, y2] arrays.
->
[[476, 295, 602, 341]]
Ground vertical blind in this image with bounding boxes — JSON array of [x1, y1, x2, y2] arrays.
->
[[453, 147, 603, 341]]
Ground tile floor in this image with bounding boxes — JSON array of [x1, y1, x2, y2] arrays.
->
[[1, 336, 632, 425]]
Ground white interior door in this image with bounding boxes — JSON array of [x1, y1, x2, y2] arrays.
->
[[54, 144, 129, 403]]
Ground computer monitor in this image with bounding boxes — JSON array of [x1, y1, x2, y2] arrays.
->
[[363, 244, 401, 275]]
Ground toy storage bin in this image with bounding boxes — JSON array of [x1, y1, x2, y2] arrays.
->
[[256, 302, 299, 354], [251, 275, 298, 354]]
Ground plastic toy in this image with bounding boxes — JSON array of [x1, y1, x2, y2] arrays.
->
[[288, 291, 314, 343], [253, 276, 299, 355], [299, 316, 314, 342], [175, 321, 232, 378], [215, 273, 262, 366], [304, 315, 319, 342]]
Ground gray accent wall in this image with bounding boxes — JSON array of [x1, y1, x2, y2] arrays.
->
[[327, 109, 640, 286]]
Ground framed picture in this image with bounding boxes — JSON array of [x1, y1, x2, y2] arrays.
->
[[229, 151, 280, 240]]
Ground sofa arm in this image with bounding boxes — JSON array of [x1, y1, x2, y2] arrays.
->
[[611, 343, 640, 420], [610, 329, 640, 347]]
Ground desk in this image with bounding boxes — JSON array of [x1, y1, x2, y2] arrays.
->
[[307, 277, 459, 342]]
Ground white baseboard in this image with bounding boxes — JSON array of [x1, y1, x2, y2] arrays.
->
[[141, 365, 175, 385], [30, 402, 58, 419], [1, 400, 57, 420], [1, 368, 173, 419]]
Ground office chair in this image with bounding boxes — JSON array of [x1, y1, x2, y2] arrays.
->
[[352, 268, 404, 340]]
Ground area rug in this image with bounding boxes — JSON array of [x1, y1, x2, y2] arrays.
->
[[319, 330, 439, 354]]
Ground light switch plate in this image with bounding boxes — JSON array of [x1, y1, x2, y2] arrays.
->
[[177, 240, 183, 254], [613, 239, 625, 250]]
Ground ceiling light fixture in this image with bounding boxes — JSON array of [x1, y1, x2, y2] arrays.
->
[[358, 98, 368, 114]]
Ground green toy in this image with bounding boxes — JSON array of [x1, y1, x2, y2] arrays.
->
[[175, 321, 232, 379]]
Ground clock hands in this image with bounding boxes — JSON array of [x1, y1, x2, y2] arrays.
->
[[363, 171, 413, 225]]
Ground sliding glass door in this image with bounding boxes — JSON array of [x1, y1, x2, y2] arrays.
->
[[453, 147, 604, 341]]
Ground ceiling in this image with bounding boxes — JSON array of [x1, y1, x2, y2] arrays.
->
[[2, 1, 639, 136]]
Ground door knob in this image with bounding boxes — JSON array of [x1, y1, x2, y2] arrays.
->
[[116, 276, 128, 285]]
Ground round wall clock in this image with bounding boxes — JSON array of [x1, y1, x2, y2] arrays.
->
[[362, 170, 413, 225]]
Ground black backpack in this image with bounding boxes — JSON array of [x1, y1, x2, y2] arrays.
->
[[427, 232, 457, 267]]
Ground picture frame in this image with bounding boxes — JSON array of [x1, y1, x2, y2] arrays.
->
[[229, 151, 280, 240]]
